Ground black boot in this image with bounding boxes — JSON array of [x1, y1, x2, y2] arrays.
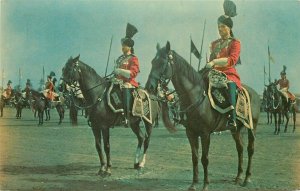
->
[[227, 82, 237, 132], [122, 88, 133, 127]]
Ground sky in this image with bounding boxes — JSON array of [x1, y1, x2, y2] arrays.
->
[[1, 0, 300, 95]]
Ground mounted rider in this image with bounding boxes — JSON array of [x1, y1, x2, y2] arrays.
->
[[275, 65, 296, 106], [206, 0, 241, 132], [2, 80, 13, 100], [114, 23, 140, 125]]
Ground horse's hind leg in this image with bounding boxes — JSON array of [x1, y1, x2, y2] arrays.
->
[[293, 110, 296, 133], [243, 128, 255, 186], [231, 127, 243, 185], [284, 111, 290, 133]]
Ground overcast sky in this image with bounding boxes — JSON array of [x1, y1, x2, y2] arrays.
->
[[1, 0, 300, 94]]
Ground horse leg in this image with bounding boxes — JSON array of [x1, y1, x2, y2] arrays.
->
[[139, 122, 153, 168], [231, 128, 243, 185], [284, 111, 289, 133], [277, 112, 281, 135], [130, 121, 145, 169], [273, 113, 278, 135], [102, 128, 112, 176], [293, 110, 296, 133], [186, 129, 200, 191], [243, 128, 255, 186], [91, 124, 106, 176]]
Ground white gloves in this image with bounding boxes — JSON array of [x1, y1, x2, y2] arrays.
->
[[205, 61, 214, 68], [205, 58, 228, 68], [114, 68, 131, 79]]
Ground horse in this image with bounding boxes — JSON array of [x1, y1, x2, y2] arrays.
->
[[12, 92, 26, 119], [262, 88, 272, 124], [29, 89, 48, 125], [266, 83, 296, 134], [59, 81, 87, 126], [61, 55, 174, 176], [0, 89, 15, 117], [145, 42, 261, 191]]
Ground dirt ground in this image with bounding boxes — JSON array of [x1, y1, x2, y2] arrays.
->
[[0, 107, 299, 191]]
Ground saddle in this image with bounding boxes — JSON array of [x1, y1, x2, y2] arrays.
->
[[207, 69, 253, 129], [107, 79, 152, 124]]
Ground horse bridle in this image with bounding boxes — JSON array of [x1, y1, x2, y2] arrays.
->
[[62, 59, 109, 110]]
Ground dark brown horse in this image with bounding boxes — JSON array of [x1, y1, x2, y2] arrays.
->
[[61, 55, 174, 176], [145, 42, 261, 191], [266, 82, 296, 134]]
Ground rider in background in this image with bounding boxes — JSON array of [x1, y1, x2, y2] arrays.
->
[[2, 80, 13, 100], [205, 0, 241, 132], [275, 65, 296, 107], [114, 23, 139, 125]]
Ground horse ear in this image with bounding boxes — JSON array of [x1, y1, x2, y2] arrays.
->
[[74, 54, 80, 61], [166, 41, 171, 53], [156, 43, 160, 51]]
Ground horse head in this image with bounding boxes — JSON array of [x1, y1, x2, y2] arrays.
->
[[145, 41, 174, 94], [62, 54, 81, 86]]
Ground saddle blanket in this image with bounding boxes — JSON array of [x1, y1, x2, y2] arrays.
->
[[107, 82, 152, 124], [208, 69, 253, 129]]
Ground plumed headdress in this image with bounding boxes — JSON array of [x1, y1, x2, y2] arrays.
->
[[218, 0, 237, 28], [121, 23, 138, 47], [280, 65, 287, 75], [7, 80, 12, 85]]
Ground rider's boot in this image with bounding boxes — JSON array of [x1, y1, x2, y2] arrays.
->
[[122, 88, 133, 127], [227, 82, 237, 132]]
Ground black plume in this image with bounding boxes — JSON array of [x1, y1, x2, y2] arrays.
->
[[125, 23, 138, 38], [283, 65, 287, 73], [50, 71, 56, 77], [223, 0, 237, 17]]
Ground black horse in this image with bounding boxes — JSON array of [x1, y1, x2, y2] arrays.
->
[[145, 42, 261, 191], [262, 88, 272, 124], [29, 89, 48, 125], [266, 83, 296, 134], [62, 55, 174, 176], [12, 92, 26, 119]]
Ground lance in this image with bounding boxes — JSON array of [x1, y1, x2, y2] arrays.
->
[[198, 19, 206, 71], [105, 36, 113, 77]]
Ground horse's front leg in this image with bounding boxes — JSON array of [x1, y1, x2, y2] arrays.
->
[[130, 121, 145, 169], [186, 129, 200, 191], [232, 128, 243, 185], [284, 111, 289, 133], [139, 122, 153, 168], [102, 128, 112, 176], [91, 125, 106, 176]]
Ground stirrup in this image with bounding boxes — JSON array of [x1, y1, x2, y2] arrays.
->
[[227, 119, 237, 132]]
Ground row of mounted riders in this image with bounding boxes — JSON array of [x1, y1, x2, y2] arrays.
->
[[262, 82, 296, 134], [0, 88, 81, 125]]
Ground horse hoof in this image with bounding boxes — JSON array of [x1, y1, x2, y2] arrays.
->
[[234, 177, 243, 185], [242, 178, 251, 187], [188, 184, 196, 191], [134, 163, 140, 169]]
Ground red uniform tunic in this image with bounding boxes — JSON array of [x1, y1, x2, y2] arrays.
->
[[275, 78, 295, 101], [210, 38, 241, 89], [45, 81, 55, 100], [116, 54, 140, 87]]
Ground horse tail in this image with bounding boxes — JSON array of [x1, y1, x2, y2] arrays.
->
[[161, 102, 177, 133]]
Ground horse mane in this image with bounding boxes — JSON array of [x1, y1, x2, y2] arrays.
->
[[78, 60, 104, 81], [172, 51, 210, 88]]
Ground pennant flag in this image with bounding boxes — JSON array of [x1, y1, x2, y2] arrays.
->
[[264, 65, 267, 75], [191, 39, 200, 59], [268, 45, 275, 64]]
